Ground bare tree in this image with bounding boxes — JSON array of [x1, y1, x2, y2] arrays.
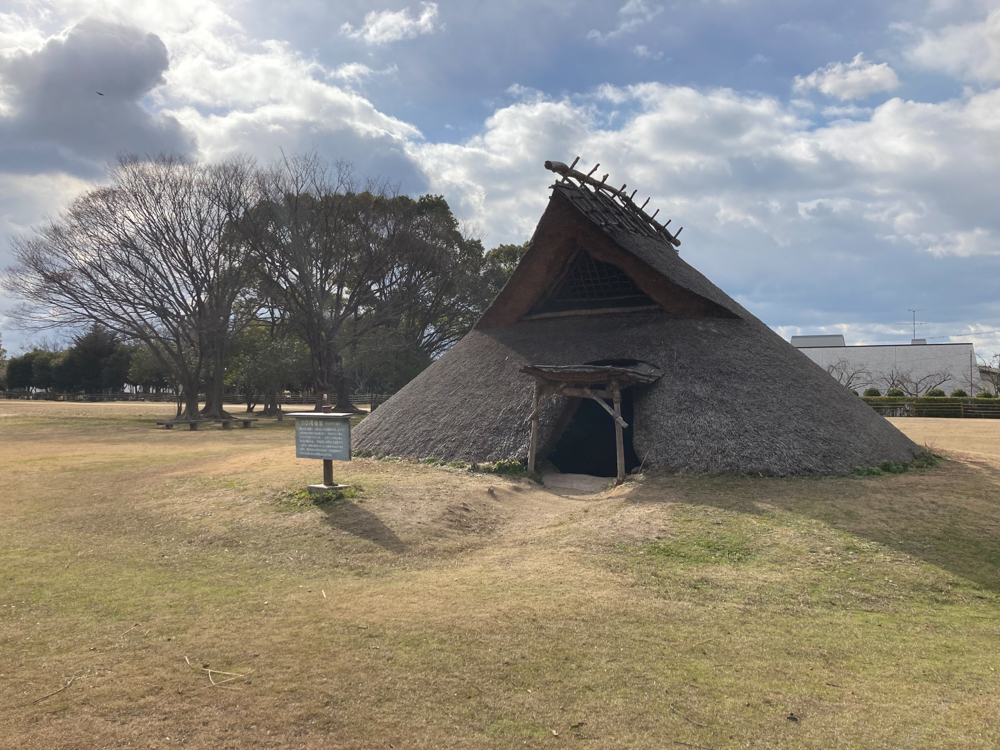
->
[[879, 366, 953, 397], [826, 358, 872, 392], [371, 195, 491, 360], [243, 154, 407, 411], [978, 353, 1000, 396], [4, 154, 258, 420]]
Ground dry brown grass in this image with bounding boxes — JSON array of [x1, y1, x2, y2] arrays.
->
[[2, 403, 1000, 748]]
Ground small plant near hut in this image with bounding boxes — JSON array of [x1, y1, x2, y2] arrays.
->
[[471, 459, 527, 477], [950, 388, 968, 397], [352, 449, 374, 458], [852, 447, 940, 478], [925, 388, 946, 397], [274, 485, 364, 511], [863, 387, 881, 397]]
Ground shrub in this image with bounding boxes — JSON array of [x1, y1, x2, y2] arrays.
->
[[471, 459, 526, 477], [950, 388, 968, 397], [886, 388, 905, 397], [977, 390, 997, 399], [852, 448, 939, 478], [863, 387, 881, 397], [925, 388, 946, 397]]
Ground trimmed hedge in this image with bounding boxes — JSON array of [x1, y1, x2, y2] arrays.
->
[[863, 396, 1000, 418]]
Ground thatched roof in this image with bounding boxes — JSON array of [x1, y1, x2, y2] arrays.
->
[[354, 161, 920, 475]]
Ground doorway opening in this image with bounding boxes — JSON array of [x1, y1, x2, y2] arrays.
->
[[521, 359, 661, 483], [547, 387, 640, 477]]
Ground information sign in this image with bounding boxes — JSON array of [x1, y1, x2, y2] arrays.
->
[[290, 413, 352, 461]]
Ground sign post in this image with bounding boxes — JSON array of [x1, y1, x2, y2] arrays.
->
[[289, 412, 352, 493]]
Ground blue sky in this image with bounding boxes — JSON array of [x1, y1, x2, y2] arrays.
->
[[1, 0, 1000, 354]]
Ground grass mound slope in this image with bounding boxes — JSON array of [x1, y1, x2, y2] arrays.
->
[[2, 402, 999, 748]]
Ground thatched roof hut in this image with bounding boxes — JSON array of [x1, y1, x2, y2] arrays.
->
[[354, 159, 919, 476]]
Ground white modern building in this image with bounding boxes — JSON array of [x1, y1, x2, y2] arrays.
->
[[792, 335, 979, 396]]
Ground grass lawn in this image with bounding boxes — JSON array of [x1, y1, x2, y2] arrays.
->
[[2, 402, 1000, 748]]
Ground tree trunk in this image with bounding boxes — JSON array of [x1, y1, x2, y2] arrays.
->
[[180, 377, 200, 421], [261, 387, 278, 416], [202, 348, 230, 420], [332, 353, 359, 413], [201, 386, 214, 416]]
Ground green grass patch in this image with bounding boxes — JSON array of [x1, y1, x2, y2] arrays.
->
[[470, 459, 526, 477], [641, 529, 756, 565], [274, 485, 364, 511], [853, 447, 940, 477]]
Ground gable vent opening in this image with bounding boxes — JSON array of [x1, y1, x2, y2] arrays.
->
[[528, 252, 656, 316]]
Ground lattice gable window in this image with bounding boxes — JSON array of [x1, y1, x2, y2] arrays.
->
[[528, 251, 657, 315]]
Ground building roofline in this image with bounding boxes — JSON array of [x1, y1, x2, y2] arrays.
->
[[795, 342, 974, 349]]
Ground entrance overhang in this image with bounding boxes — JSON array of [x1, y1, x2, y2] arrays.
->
[[520, 362, 663, 483]]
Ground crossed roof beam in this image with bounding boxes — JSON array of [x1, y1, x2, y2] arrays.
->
[[544, 157, 682, 247]]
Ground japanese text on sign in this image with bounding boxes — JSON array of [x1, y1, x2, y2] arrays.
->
[[295, 418, 351, 461]]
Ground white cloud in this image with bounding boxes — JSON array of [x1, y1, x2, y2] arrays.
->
[[794, 53, 900, 100], [158, 32, 420, 162], [821, 104, 873, 119], [0, 0, 421, 166], [327, 62, 398, 86], [632, 45, 663, 60], [0, 18, 192, 175], [406, 81, 1000, 295], [915, 228, 1000, 258], [588, 0, 663, 44], [340, 3, 439, 46], [906, 7, 1000, 82]]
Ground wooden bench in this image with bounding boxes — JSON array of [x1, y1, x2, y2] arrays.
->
[[219, 418, 257, 429], [157, 418, 259, 430]]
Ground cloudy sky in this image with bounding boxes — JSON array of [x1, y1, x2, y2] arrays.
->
[[2, 0, 1000, 354]]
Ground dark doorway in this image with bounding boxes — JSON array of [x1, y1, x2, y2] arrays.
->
[[547, 388, 640, 477]]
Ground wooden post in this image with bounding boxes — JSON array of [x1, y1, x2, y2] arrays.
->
[[612, 380, 625, 484], [528, 381, 540, 475], [322, 393, 334, 486]]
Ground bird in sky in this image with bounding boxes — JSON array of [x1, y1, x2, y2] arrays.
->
[[95, 91, 104, 96]]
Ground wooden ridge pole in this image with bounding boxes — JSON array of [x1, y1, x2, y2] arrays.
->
[[543, 159, 681, 246]]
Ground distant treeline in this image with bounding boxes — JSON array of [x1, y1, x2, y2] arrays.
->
[[2, 153, 527, 419]]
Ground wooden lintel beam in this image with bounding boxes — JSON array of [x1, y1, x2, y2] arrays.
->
[[556, 386, 612, 400], [578, 386, 628, 429]]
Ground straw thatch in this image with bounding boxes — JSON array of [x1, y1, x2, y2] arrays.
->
[[353, 162, 920, 475]]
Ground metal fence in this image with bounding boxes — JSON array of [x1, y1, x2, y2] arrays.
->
[[0, 391, 391, 406], [863, 398, 1000, 419]]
